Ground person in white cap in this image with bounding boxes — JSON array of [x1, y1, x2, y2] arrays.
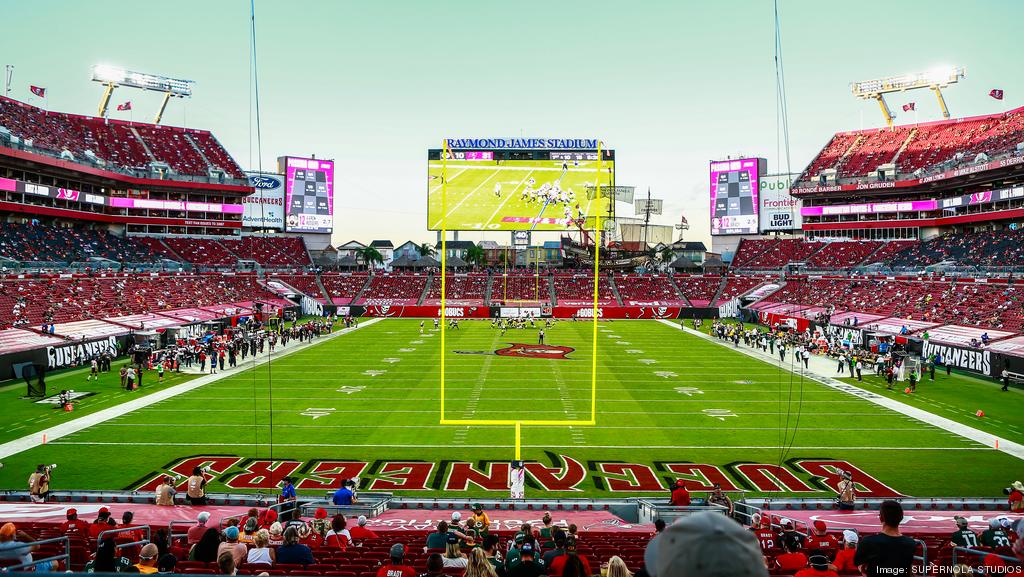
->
[[643, 511, 769, 577], [348, 515, 378, 541], [980, 517, 1011, 549], [832, 530, 859, 573], [1009, 481, 1023, 513]]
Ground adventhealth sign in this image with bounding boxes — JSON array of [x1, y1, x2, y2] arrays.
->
[[446, 138, 599, 150]]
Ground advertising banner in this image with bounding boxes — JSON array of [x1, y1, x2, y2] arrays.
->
[[922, 341, 996, 377], [244, 172, 285, 230], [759, 173, 802, 232]]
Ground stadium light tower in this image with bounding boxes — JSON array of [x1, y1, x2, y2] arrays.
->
[[91, 65, 194, 123], [852, 66, 965, 127]]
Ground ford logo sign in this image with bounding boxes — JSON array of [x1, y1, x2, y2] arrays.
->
[[250, 176, 281, 189]]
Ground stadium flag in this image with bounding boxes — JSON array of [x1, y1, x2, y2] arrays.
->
[[989, 89, 1004, 100], [29, 85, 46, 97], [116, 101, 132, 111], [902, 102, 915, 112]]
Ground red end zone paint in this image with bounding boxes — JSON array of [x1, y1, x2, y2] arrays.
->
[[131, 455, 900, 497], [495, 343, 574, 360]]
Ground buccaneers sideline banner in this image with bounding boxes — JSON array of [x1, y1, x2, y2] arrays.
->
[[131, 452, 902, 498]]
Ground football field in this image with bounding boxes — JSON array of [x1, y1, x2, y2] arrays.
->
[[427, 159, 611, 231], [0, 319, 1019, 498]]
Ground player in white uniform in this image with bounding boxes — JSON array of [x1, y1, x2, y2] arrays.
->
[[508, 461, 526, 499], [494, 182, 502, 197]]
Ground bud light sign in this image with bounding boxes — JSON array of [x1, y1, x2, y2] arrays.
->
[[244, 171, 286, 230]]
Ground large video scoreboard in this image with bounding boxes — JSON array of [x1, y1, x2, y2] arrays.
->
[[710, 157, 766, 236], [427, 139, 614, 231]]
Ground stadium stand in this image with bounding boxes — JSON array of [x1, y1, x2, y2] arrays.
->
[[613, 273, 687, 305], [0, 223, 160, 264], [357, 272, 428, 304], [422, 273, 489, 304], [802, 240, 883, 269], [268, 273, 322, 298], [161, 237, 238, 266], [731, 239, 824, 270], [319, 273, 369, 305], [491, 272, 551, 304], [799, 105, 1024, 181], [0, 96, 245, 178], [552, 273, 617, 304], [886, 229, 1024, 268], [229, 236, 312, 267], [675, 275, 725, 307], [718, 275, 772, 303]]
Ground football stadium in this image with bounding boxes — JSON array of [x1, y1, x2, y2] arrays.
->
[[0, 1, 1022, 576]]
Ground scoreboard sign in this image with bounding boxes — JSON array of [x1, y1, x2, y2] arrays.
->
[[710, 158, 765, 236], [759, 173, 802, 233], [280, 157, 334, 234]]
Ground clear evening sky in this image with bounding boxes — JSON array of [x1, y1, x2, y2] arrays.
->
[[3, 0, 1021, 247]]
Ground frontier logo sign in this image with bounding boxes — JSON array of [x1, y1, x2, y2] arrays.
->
[[130, 452, 902, 497]]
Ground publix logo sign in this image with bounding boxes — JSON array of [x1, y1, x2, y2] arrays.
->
[[249, 175, 282, 189]]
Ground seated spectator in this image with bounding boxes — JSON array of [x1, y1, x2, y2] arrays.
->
[[669, 479, 690, 506], [642, 511, 769, 577], [950, 516, 979, 548], [156, 554, 177, 574], [349, 515, 379, 541], [86, 537, 132, 573], [605, 556, 632, 577], [297, 524, 321, 549], [775, 535, 809, 572], [749, 513, 779, 551], [325, 514, 352, 550], [258, 508, 278, 530], [217, 526, 247, 568], [421, 553, 446, 577], [795, 553, 839, 577], [832, 531, 858, 573], [217, 551, 236, 576], [548, 536, 591, 577], [425, 521, 449, 550], [0, 522, 53, 572], [246, 529, 276, 566], [980, 518, 1011, 548], [442, 534, 469, 569], [481, 534, 504, 574], [376, 543, 416, 577], [60, 508, 90, 538], [134, 543, 159, 574], [805, 520, 839, 558], [781, 519, 807, 549], [506, 543, 544, 577], [310, 508, 331, 538], [853, 500, 916, 577], [276, 526, 315, 566], [543, 532, 567, 567], [238, 517, 259, 545], [190, 527, 222, 563], [90, 507, 113, 540], [465, 547, 500, 577], [268, 521, 284, 546], [187, 512, 213, 545]]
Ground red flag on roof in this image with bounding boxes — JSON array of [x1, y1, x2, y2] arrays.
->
[[902, 102, 915, 112], [116, 101, 132, 111], [990, 89, 1004, 100], [29, 85, 46, 97]]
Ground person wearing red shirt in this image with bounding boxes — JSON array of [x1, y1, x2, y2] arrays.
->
[[669, 480, 690, 506], [375, 544, 416, 577], [60, 509, 90, 538], [1008, 481, 1023, 514], [774, 536, 809, 573], [348, 515, 379, 542], [88, 508, 113, 541], [750, 514, 780, 552], [547, 536, 592, 577], [805, 520, 840, 558], [831, 530, 859, 573], [795, 554, 839, 577]]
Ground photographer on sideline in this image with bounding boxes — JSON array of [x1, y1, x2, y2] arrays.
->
[[1007, 481, 1023, 513], [186, 467, 209, 506], [28, 465, 52, 503]]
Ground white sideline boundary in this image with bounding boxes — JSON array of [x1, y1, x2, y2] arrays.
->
[[658, 319, 1024, 461], [0, 318, 384, 460]]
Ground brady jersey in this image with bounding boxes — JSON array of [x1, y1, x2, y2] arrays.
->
[[752, 528, 780, 550]]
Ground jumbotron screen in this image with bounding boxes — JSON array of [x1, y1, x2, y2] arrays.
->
[[710, 157, 766, 236], [280, 156, 334, 234], [427, 144, 614, 231]]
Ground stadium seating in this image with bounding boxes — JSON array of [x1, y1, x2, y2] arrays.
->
[[0, 223, 161, 264], [0, 96, 244, 178], [718, 275, 772, 303], [423, 273, 488, 304], [860, 240, 918, 266], [320, 273, 370, 305], [731, 239, 823, 270], [491, 273, 551, 304], [886, 229, 1024, 268], [268, 274, 322, 298], [675, 275, 724, 307], [358, 272, 428, 304], [227, 237, 312, 267], [802, 241, 883, 269], [613, 273, 686, 305], [162, 237, 238, 266], [552, 273, 617, 304], [799, 106, 1024, 181]]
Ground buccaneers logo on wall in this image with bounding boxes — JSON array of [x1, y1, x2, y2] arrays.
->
[[495, 343, 574, 360]]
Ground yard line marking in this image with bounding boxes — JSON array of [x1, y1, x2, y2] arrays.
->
[[89, 423, 929, 431], [48, 441, 991, 451], [430, 169, 500, 229], [0, 318, 385, 461], [661, 320, 1024, 461]]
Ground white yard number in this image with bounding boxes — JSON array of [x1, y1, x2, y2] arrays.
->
[[702, 408, 738, 421], [675, 387, 704, 396], [336, 386, 366, 395], [301, 407, 336, 419]]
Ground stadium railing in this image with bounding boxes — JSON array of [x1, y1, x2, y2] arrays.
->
[[635, 498, 729, 524], [97, 525, 151, 555], [0, 536, 70, 573], [951, 546, 1021, 567]]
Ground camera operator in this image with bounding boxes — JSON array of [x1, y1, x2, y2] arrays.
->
[[1007, 481, 1023, 513], [28, 465, 52, 503], [155, 476, 177, 506], [186, 467, 210, 506]]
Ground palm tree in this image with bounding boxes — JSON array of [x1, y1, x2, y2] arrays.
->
[[359, 246, 384, 269], [417, 242, 436, 259], [465, 244, 486, 268], [659, 247, 675, 263]]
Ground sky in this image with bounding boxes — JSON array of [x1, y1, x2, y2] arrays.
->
[[3, 0, 1023, 248]]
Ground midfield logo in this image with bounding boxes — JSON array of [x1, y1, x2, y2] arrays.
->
[[495, 343, 574, 360]]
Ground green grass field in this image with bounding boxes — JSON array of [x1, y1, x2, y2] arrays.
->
[[0, 319, 1019, 499], [427, 159, 612, 231]]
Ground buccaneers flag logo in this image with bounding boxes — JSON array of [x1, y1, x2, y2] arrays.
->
[[494, 343, 574, 360]]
